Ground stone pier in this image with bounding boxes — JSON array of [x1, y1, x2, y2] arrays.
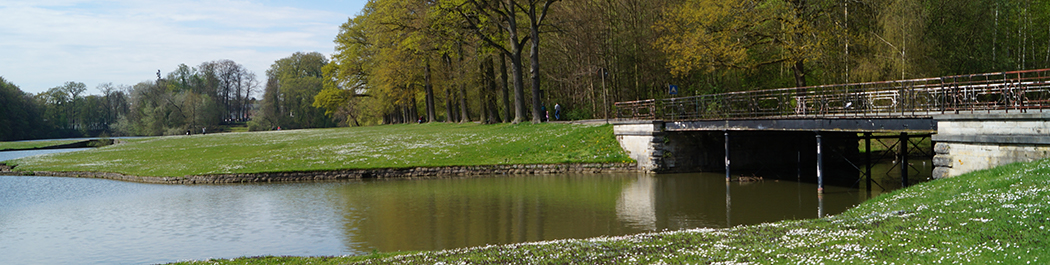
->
[[933, 112, 1050, 178], [612, 120, 666, 172]]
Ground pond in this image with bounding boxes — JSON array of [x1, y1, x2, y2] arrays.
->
[[0, 171, 876, 265]]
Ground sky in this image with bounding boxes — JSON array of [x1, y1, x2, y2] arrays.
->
[[0, 0, 369, 95]]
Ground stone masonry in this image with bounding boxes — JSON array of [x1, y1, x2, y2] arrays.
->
[[933, 112, 1050, 178]]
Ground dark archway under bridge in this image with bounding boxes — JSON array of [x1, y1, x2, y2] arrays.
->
[[614, 118, 935, 193]]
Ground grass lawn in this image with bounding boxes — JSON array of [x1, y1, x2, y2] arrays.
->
[[4, 123, 631, 177], [172, 157, 1050, 264], [0, 140, 83, 151]]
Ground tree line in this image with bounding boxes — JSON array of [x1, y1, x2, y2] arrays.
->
[[303, 0, 1049, 127], [3, 0, 1048, 140], [0, 59, 259, 140]]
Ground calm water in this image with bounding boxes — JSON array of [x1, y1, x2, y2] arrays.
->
[[0, 172, 873, 265], [0, 148, 92, 162]]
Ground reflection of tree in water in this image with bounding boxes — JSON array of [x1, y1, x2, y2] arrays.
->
[[325, 173, 869, 254], [326, 175, 645, 253]]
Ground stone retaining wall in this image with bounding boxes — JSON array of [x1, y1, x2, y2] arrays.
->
[[0, 163, 640, 184], [932, 112, 1050, 178]]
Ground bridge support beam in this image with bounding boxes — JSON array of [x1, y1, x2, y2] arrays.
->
[[816, 133, 824, 194], [864, 132, 872, 193], [725, 131, 730, 181], [900, 132, 909, 187]]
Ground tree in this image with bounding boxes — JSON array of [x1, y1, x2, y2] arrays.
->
[[656, 0, 824, 88], [525, 0, 560, 123], [0, 77, 51, 141], [258, 52, 335, 129], [449, 0, 532, 123]]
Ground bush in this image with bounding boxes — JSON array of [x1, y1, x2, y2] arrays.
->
[[564, 107, 593, 121]]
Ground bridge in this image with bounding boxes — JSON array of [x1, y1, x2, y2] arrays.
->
[[611, 69, 1050, 193]]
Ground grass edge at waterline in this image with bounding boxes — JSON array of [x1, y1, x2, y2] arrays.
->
[[4, 123, 633, 178], [172, 157, 1050, 264]]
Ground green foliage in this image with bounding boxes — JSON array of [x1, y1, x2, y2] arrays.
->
[[257, 52, 336, 130], [563, 107, 592, 121], [0, 77, 54, 141]]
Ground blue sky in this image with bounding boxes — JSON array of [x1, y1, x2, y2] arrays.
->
[[0, 0, 369, 95]]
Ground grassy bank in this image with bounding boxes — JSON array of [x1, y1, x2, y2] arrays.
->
[[4, 123, 630, 177], [0, 139, 82, 151], [174, 158, 1050, 264]]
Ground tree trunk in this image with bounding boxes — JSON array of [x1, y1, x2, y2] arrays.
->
[[509, 33, 526, 123], [424, 60, 436, 123], [409, 95, 419, 123], [500, 53, 512, 123], [485, 55, 500, 124], [528, 3, 543, 124], [793, 60, 806, 88], [443, 55, 456, 123], [459, 84, 470, 123]]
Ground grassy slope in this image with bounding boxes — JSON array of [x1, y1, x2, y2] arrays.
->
[[5, 123, 630, 177], [0, 140, 82, 151], [174, 158, 1050, 264]]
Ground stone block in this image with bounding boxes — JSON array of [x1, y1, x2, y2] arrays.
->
[[932, 167, 950, 179], [933, 154, 953, 167], [934, 142, 950, 154]]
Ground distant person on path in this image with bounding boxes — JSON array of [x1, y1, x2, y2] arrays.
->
[[554, 103, 562, 120], [541, 105, 548, 122]]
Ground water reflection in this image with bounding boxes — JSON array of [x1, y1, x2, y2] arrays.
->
[[0, 172, 872, 264], [327, 173, 869, 253], [0, 148, 91, 162], [616, 175, 656, 230]]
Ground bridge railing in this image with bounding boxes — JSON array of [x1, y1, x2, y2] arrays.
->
[[615, 69, 1050, 121]]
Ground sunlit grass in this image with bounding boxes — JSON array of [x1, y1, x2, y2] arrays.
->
[[5, 123, 631, 177], [172, 158, 1050, 264], [0, 140, 82, 151]]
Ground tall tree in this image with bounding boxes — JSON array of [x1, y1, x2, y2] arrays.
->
[[525, 0, 559, 123], [260, 52, 335, 129], [450, 0, 531, 123], [656, 0, 824, 88]]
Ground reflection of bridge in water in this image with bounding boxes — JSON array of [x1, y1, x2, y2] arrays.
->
[[612, 69, 1050, 193]]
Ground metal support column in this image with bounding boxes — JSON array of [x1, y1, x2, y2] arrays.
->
[[865, 132, 872, 193], [816, 132, 824, 194], [900, 132, 909, 187], [725, 131, 731, 181]]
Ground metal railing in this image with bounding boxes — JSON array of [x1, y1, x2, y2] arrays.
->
[[615, 69, 1050, 121]]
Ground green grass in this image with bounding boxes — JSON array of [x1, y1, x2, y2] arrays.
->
[[859, 133, 933, 155], [0, 140, 82, 151], [172, 157, 1050, 264], [4, 123, 631, 177]]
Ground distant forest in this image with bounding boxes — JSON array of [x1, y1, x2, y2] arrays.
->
[[2, 0, 1048, 141]]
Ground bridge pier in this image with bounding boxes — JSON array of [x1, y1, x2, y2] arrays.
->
[[613, 120, 667, 172], [933, 112, 1050, 178]]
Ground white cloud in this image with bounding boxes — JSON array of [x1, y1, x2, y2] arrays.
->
[[0, 0, 361, 94]]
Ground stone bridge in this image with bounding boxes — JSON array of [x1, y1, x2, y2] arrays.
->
[[612, 69, 1050, 192]]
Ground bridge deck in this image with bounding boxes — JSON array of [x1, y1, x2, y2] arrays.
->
[[664, 117, 936, 132]]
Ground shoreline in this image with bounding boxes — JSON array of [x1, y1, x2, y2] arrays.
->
[[0, 162, 639, 184]]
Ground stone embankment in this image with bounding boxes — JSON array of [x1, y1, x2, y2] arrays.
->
[[0, 163, 639, 184]]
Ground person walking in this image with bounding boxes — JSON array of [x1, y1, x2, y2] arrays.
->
[[554, 103, 562, 120]]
